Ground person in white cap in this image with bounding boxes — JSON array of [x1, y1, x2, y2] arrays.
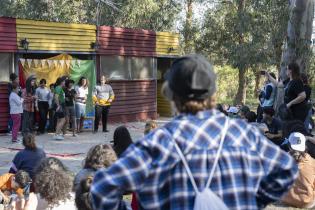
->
[[282, 132, 315, 209]]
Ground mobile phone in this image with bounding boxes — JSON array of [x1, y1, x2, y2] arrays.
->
[[260, 70, 266, 75]]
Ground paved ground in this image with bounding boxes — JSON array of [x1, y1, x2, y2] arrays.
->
[[0, 118, 308, 210]]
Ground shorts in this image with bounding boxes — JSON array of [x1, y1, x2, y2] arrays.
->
[[65, 106, 75, 118], [55, 104, 66, 119], [75, 103, 86, 119]]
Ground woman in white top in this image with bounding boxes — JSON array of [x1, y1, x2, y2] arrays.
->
[[23, 157, 76, 210], [9, 82, 23, 143], [75, 77, 88, 133]]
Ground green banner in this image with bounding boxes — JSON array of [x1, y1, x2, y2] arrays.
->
[[70, 60, 96, 113]]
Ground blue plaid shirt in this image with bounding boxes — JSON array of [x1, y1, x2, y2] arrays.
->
[[91, 110, 298, 210]]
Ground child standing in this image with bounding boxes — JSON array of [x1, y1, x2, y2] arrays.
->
[[9, 82, 23, 143]]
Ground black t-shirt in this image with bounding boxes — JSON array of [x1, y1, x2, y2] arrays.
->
[[65, 88, 76, 107], [304, 85, 312, 102], [284, 79, 308, 121]]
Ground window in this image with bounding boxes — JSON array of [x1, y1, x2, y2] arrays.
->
[[0, 53, 14, 82], [100, 56, 156, 80]]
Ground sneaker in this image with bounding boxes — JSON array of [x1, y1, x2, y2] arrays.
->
[[53, 135, 64, 141], [72, 134, 78, 137], [12, 139, 21, 144]]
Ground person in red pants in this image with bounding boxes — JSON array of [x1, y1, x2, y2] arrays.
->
[[9, 82, 23, 143]]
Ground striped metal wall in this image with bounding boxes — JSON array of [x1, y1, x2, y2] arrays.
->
[[156, 32, 180, 56], [97, 26, 156, 57], [0, 18, 17, 52], [108, 80, 157, 122], [16, 19, 96, 52], [0, 83, 9, 132]]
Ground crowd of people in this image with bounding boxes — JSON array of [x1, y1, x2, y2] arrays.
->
[[8, 74, 115, 142], [2, 54, 315, 209]]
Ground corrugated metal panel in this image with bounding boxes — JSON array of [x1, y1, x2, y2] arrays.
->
[[108, 80, 157, 122], [0, 83, 9, 133], [98, 26, 156, 57], [0, 18, 17, 52], [16, 19, 96, 52], [156, 32, 180, 56], [157, 82, 172, 117]]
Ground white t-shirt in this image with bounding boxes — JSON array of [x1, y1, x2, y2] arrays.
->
[[75, 86, 88, 104]]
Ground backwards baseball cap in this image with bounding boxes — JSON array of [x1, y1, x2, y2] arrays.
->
[[289, 132, 306, 152], [163, 54, 216, 100]]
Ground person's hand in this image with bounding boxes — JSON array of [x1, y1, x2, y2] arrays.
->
[[108, 99, 113, 103], [3, 195, 10, 204], [56, 105, 61, 112], [265, 132, 274, 139], [286, 103, 291, 108], [36, 107, 39, 112]]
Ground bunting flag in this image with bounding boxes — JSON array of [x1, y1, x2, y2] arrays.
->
[[53, 60, 58, 68], [65, 60, 71, 68], [47, 60, 53, 68], [59, 60, 65, 68], [41, 60, 47, 67], [26, 59, 32, 67], [77, 60, 81, 67], [33, 59, 39, 67], [20, 59, 25, 67]]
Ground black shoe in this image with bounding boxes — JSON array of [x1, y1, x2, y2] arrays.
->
[[103, 130, 109, 133], [93, 130, 98, 134]]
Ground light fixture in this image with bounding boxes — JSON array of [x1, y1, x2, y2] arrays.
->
[[168, 47, 175, 53], [20, 38, 29, 51]]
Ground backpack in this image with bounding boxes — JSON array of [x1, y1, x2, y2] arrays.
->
[[172, 119, 229, 210]]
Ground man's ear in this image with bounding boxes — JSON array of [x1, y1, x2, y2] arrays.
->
[[209, 95, 217, 109]]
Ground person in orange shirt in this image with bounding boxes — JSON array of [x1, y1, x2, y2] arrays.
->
[[0, 170, 31, 205], [282, 132, 315, 209]]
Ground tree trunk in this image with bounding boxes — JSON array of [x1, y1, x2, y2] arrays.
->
[[274, 0, 314, 113], [280, 0, 314, 79], [234, 67, 247, 105], [183, 0, 194, 53], [254, 71, 260, 98], [233, 0, 247, 105]]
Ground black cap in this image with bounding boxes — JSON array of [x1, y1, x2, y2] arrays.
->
[[164, 54, 216, 100]]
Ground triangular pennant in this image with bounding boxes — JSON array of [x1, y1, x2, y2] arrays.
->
[[53, 60, 58, 67], [27, 59, 32, 67], [65, 60, 71, 68], [77, 60, 81, 67], [33, 59, 39, 67], [71, 60, 76, 67], [59, 60, 65, 68], [47, 60, 53, 68], [20, 59, 25, 67], [41, 60, 46, 67]]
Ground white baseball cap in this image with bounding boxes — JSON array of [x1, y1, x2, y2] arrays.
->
[[288, 132, 306, 152], [227, 106, 239, 114]]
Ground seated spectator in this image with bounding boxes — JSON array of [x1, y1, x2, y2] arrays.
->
[[262, 107, 283, 145], [245, 111, 257, 123], [282, 132, 315, 209], [216, 104, 228, 116], [227, 106, 239, 118], [112, 126, 133, 157], [0, 170, 31, 209], [75, 176, 93, 210], [32, 157, 75, 210], [9, 133, 46, 180], [73, 144, 116, 191], [239, 105, 250, 119], [144, 120, 158, 135]]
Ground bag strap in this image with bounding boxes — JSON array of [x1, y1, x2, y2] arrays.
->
[[172, 119, 229, 193]]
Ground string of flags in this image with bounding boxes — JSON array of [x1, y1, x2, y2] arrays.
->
[[19, 59, 81, 69]]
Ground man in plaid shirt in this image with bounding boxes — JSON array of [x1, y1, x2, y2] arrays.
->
[[91, 55, 298, 210]]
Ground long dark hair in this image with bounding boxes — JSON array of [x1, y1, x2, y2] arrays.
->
[[113, 126, 133, 157], [78, 77, 88, 88], [288, 63, 301, 80]]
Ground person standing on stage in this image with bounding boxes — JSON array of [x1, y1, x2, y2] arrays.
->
[[75, 77, 88, 133], [93, 75, 115, 133], [35, 79, 50, 134], [22, 75, 37, 135]]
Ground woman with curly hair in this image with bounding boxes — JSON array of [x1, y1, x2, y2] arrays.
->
[[73, 144, 116, 191], [30, 157, 75, 210]]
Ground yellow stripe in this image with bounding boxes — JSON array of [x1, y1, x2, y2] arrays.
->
[[16, 28, 95, 36], [16, 19, 96, 30]]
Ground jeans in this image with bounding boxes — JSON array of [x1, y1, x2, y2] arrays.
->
[[94, 105, 110, 131], [22, 111, 34, 135], [11, 114, 21, 141], [48, 109, 56, 132], [38, 101, 49, 133]]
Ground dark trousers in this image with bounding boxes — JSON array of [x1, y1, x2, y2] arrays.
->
[[48, 109, 56, 132], [22, 111, 34, 135], [38, 101, 49, 133], [94, 105, 110, 132]]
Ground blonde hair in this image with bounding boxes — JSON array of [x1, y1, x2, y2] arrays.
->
[[84, 144, 117, 170], [144, 120, 158, 134]]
